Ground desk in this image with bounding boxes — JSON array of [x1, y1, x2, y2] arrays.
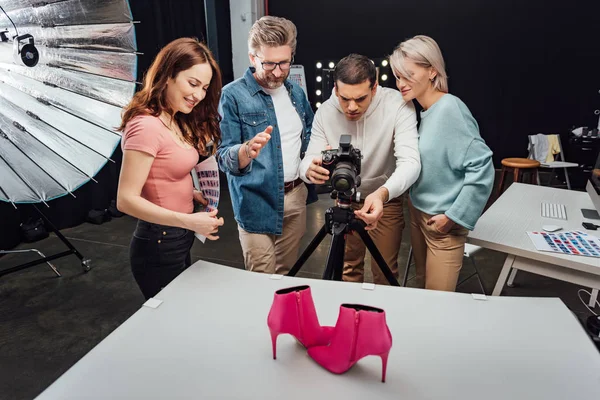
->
[[469, 183, 600, 303], [35, 261, 600, 399]]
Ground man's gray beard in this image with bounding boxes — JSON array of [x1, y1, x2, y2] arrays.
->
[[256, 72, 287, 89], [265, 80, 283, 89]]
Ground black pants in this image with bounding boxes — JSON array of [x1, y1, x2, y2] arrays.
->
[[129, 220, 195, 300]]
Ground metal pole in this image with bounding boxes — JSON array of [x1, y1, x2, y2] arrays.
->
[[204, 0, 220, 62]]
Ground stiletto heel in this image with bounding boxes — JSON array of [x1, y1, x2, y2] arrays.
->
[[380, 351, 389, 382], [270, 329, 279, 359], [267, 285, 333, 359], [307, 304, 392, 381]]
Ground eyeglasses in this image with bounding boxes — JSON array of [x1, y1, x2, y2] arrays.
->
[[254, 54, 293, 71]]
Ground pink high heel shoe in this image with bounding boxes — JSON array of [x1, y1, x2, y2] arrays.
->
[[267, 285, 334, 359], [307, 304, 392, 382]]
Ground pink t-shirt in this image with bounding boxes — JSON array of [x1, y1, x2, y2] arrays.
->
[[122, 115, 199, 214]]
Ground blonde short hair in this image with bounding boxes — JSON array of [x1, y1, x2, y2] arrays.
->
[[248, 16, 297, 55], [390, 35, 448, 93]]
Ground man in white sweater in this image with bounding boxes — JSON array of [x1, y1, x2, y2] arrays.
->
[[300, 53, 420, 285]]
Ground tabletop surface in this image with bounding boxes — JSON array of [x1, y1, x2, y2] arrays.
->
[[469, 183, 600, 273], [34, 261, 600, 399]]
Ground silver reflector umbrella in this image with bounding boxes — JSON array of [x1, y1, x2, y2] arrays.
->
[[0, 0, 137, 207], [0, 0, 138, 277]]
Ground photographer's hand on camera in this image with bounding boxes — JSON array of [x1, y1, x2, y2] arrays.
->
[[306, 157, 330, 184], [354, 187, 389, 231], [238, 126, 272, 169], [181, 209, 224, 240], [426, 214, 456, 234], [305, 145, 333, 185]]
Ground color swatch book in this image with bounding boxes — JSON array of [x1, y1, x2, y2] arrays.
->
[[191, 156, 220, 243], [527, 230, 600, 258]]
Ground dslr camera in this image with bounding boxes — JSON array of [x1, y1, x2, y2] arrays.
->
[[321, 135, 362, 201]]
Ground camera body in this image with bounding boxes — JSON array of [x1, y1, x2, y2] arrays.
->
[[321, 134, 362, 201]]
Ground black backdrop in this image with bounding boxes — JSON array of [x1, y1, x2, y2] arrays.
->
[[0, 0, 232, 250], [130, 0, 233, 84], [269, 0, 600, 165], [2, 0, 600, 249]]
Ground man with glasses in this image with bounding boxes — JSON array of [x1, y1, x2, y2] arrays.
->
[[217, 16, 316, 275]]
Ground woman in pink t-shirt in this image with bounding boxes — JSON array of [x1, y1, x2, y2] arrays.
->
[[117, 38, 224, 299]]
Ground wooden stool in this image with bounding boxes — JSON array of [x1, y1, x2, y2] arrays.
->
[[497, 158, 540, 196]]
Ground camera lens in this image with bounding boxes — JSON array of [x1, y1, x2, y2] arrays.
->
[[334, 177, 351, 191], [331, 162, 356, 193]]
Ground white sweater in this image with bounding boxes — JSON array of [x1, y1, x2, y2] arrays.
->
[[299, 86, 421, 200]]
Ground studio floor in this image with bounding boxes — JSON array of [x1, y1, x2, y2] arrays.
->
[[0, 185, 597, 400]]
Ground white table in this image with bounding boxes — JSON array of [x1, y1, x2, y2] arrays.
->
[[468, 183, 600, 304], [35, 261, 600, 399]]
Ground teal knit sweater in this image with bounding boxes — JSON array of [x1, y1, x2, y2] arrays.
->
[[409, 94, 494, 230]]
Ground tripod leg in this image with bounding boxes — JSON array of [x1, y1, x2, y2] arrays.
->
[[287, 224, 328, 277], [34, 205, 91, 271], [352, 221, 400, 286], [402, 246, 413, 287], [323, 230, 346, 281]]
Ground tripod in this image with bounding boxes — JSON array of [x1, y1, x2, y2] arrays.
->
[[0, 204, 91, 278], [287, 197, 400, 286]]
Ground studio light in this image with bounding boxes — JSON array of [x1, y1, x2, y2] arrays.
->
[[381, 74, 388, 81], [13, 34, 39, 67], [313, 59, 337, 109], [381, 60, 388, 67], [1, 4, 38, 67]]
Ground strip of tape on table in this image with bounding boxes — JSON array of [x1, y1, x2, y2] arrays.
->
[[143, 298, 163, 309]]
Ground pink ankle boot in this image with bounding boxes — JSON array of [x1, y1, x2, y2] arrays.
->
[[307, 304, 392, 382], [267, 285, 334, 359]]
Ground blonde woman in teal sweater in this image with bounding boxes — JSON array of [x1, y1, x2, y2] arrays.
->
[[390, 35, 494, 292]]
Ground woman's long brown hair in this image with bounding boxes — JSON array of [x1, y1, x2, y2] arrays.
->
[[118, 37, 222, 154]]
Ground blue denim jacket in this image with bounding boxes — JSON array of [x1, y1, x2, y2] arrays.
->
[[217, 67, 317, 235]]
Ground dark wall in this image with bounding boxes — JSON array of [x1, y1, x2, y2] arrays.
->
[[129, 0, 233, 84], [269, 0, 600, 166]]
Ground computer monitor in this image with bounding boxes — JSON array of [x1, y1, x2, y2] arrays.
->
[[583, 150, 600, 220]]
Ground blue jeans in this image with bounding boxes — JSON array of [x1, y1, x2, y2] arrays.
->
[[129, 220, 195, 299]]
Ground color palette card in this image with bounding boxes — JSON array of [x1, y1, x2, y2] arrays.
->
[[527, 230, 600, 258], [191, 156, 220, 243]]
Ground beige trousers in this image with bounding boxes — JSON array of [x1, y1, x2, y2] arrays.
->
[[343, 196, 405, 285], [408, 200, 468, 292], [238, 183, 307, 275]]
